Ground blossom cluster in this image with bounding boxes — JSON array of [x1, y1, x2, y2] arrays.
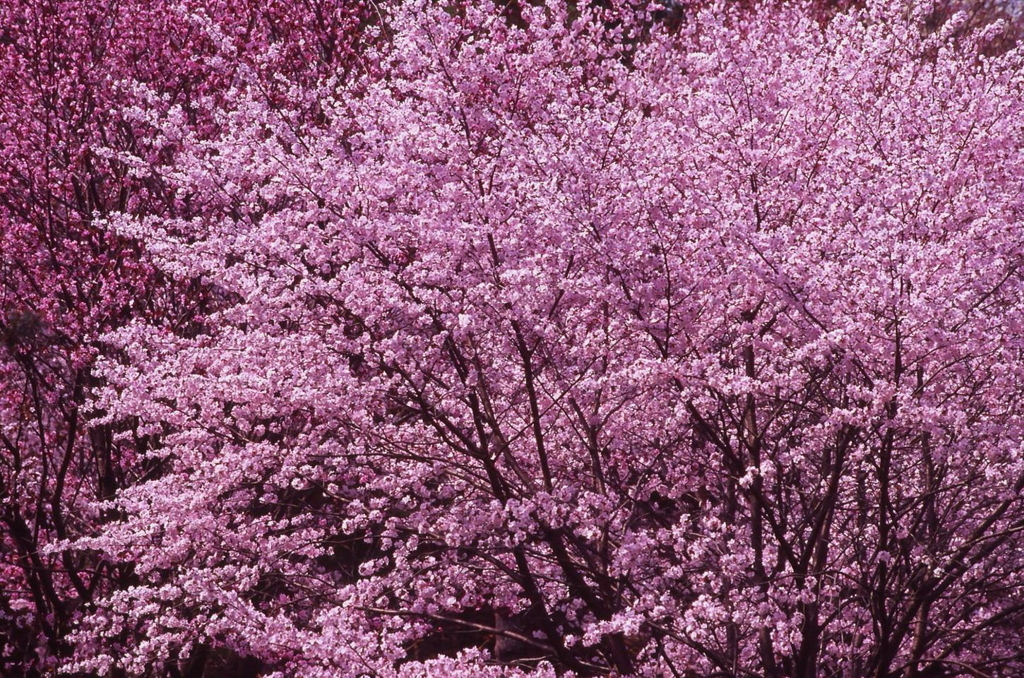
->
[[4, 0, 1024, 676]]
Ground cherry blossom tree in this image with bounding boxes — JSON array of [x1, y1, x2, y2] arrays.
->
[[16, 0, 1024, 676], [0, 1, 369, 674]]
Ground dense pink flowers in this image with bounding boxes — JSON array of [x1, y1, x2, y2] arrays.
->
[[4, 0, 1024, 676], [0, 0, 368, 673]]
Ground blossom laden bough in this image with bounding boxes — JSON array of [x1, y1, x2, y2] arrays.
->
[[8, 0, 1024, 676], [0, 0, 370, 673]]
